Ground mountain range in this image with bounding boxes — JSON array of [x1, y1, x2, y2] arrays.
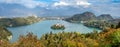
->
[[97, 14, 113, 20], [65, 12, 114, 22]]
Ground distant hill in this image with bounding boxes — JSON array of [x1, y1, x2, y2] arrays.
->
[[97, 14, 113, 20], [65, 12, 96, 22], [0, 16, 41, 27], [109, 18, 120, 24]]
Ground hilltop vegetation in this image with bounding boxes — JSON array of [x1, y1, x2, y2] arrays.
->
[[0, 16, 41, 27]]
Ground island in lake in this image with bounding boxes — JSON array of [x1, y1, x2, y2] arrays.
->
[[51, 24, 65, 30]]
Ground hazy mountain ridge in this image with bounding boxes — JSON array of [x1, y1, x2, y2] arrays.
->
[[66, 11, 114, 22], [65, 12, 96, 22], [97, 14, 113, 20]]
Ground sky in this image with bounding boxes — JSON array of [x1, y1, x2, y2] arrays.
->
[[0, 0, 120, 17]]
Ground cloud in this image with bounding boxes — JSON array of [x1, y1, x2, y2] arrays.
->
[[0, 0, 91, 8], [0, 0, 48, 8], [89, 2, 120, 17], [53, 1, 69, 6], [0, 0, 120, 17], [76, 1, 91, 7], [52, 0, 91, 8]]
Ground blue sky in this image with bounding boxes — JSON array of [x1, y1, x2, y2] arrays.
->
[[0, 0, 120, 17]]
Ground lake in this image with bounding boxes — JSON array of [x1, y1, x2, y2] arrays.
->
[[7, 20, 101, 42]]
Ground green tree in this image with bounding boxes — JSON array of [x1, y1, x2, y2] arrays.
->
[[116, 22, 120, 28]]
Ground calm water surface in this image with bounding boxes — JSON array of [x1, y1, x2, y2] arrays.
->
[[7, 20, 101, 42]]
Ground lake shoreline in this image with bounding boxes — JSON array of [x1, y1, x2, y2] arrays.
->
[[7, 20, 101, 42]]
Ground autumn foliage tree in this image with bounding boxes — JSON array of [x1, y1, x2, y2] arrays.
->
[[1, 28, 120, 47], [12, 33, 45, 47]]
